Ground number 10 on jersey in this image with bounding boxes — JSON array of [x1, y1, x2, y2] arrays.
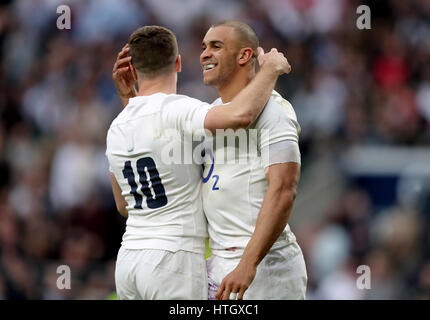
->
[[122, 157, 168, 209]]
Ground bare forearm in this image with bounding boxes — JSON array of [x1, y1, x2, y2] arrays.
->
[[215, 162, 298, 300], [205, 66, 278, 133], [240, 189, 295, 267], [110, 172, 128, 218], [204, 48, 290, 133], [215, 186, 296, 301]]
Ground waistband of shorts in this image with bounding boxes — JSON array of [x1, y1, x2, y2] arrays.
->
[[211, 239, 295, 259]]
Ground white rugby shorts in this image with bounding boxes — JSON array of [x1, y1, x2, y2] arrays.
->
[[115, 247, 208, 300], [207, 241, 307, 300]]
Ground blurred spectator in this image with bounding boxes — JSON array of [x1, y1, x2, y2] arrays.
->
[[307, 223, 351, 289], [362, 248, 404, 299], [0, 275, 5, 300], [293, 69, 347, 141], [313, 257, 366, 300], [415, 260, 430, 299], [370, 208, 423, 277]]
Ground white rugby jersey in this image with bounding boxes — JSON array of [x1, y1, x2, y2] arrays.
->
[[202, 90, 301, 258], [106, 93, 212, 254]]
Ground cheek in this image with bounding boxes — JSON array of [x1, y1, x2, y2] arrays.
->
[[221, 56, 237, 76]]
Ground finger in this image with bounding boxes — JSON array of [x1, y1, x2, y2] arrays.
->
[[130, 62, 137, 81], [215, 281, 225, 300], [286, 63, 292, 74], [112, 67, 132, 81], [117, 49, 126, 60], [120, 43, 129, 52], [116, 66, 130, 74], [117, 46, 130, 60], [222, 282, 233, 300], [270, 48, 278, 53], [229, 284, 239, 300], [222, 286, 232, 300], [117, 56, 132, 66], [257, 47, 264, 57], [257, 47, 265, 67], [128, 63, 136, 81], [237, 287, 246, 300], [113, 56, 132, 72]]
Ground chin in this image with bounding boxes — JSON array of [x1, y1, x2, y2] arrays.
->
[[203, 76, 218, 86]]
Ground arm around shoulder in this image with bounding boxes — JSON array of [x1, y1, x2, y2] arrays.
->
[[204, 48, 291, 134]]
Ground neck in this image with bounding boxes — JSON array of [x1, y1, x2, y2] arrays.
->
[[218, 66, 255, 103], [137, 72, 177, 96]]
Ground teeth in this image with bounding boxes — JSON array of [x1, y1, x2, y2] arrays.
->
[[204, 64, 215, 70]]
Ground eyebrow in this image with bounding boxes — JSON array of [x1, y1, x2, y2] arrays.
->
[[202, 40, 224, 47]]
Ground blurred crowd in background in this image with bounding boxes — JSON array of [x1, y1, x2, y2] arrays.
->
[[0, 0, 430, 299]]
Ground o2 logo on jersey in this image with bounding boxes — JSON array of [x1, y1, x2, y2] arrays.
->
[[202, 149, 220, 191], [122, 157, 168, 209]]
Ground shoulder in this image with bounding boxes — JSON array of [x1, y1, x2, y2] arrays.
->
[[165, 93, 208, 108], [108, 96, 151, 129], [159, 94, 213, 120], [255, 90, 300, 132], [256, 91, 302, 145], [263, 90, 298, 122], [109, 94, 200, 125], [108, 109, 127, 130]]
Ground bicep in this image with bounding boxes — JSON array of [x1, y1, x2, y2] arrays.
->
[[265, 162, 300, 195]]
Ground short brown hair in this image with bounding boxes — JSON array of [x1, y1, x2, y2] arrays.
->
[[212, 20, 259, 60], [128, 25, 178, 77]]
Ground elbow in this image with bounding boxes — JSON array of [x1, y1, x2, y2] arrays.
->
[[116, 203, 128, 218], [271, 186, 297, 226], [236, 112, 255, 129], [282, 189, 297, 204], [277, 185, 297, 206], [118, 208, 128, 218]]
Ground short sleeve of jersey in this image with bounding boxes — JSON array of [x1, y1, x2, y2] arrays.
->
[[161, 95, 212, 136], [258, 93, 301, 150]]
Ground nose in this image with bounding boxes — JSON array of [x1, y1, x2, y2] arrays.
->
[[200, 47, 212, 63]]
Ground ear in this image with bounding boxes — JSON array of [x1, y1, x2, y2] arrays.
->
[[237, 48, 253, 66], [176, 55, 182, 73]]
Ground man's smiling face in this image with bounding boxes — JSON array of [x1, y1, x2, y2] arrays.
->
[[200, 26, 240, 88]]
